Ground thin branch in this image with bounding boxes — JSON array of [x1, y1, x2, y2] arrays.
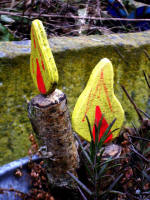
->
[[109, 190, 126, 195], [138, 109, 150, 119], [143, 71, 150, 89], [129, 146, 149, 163], [78, 186, 88, 200], [2, 11, 150, 21], [0, 1, 10, 4], [67, 171, 93, 196], [143, 50, 150, 61], [129, 135, 150, 142], [121, 85, 143, 121]]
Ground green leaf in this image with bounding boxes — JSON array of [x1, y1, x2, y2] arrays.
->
[[86, 115, 93, 141], [67, 171, 93, 196], [108, 173, 123, 190], [100, 156, 125, 167], [98, 148, 105, 159], [95, 115, 104, 146], [90, 140, 95, 163], [74, 134, 93, 168], [107, 163, 121, 170], [94, 123, 99, 146], [98, 118, 116, 149], [111, 128, 120, 134], [97, 115, 104, 138], [98, 163, 108, 178], [101, 173, 123, 197], [84, 161, 94, 183], [96, 148, 105, 168]]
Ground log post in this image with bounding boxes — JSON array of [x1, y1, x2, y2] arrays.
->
[[28, 89, 79, 193]]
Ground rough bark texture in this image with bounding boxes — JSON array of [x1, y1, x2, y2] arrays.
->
[[28, 89, 79, 192]]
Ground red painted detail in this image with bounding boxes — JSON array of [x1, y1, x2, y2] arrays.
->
[[82, 68, 113, 123], [36, 58, 46, 94], [37, 42, 42, 57], [94, 69, 103, 99], [36, 42, 44, 71], [34, 39, 36, 49], [101, 70, 113, 112], [82, 70, 103, 122], [82, 89, 93, 122], [32, 28, 36, 49], [32, 58, 34, 73], [92, 106, 112, 143], [41, 60, 45, 70]]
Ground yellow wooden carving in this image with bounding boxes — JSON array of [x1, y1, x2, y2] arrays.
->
[[72, 58, 124, 142], [30, 19, 58, 94]]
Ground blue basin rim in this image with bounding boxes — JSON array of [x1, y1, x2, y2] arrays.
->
[[0, 155, 41, 177], [0, 155, 42, 200]]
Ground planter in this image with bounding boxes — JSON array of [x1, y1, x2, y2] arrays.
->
[[0, 155, 42, 200]]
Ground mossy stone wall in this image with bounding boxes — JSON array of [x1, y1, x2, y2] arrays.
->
[[0, 31, 149, 165]]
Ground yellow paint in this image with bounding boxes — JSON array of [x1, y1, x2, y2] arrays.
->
[[30, 19, 58, 94], [72, 58, 124, 142]]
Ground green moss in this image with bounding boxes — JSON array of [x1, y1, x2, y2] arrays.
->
[[0, 32, 150, 165]]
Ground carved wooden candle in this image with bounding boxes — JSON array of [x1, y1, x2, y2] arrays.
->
[[28, 20, 79, 194], [30, 19, 58, 94]]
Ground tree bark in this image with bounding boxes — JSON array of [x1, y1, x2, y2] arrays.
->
[[28, 89, 79, 192]]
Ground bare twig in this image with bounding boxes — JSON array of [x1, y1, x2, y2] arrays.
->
[[143, 50, 150, 61], [10, 0, 15, 8], [96, 0, 101, 18], [121, 85, 143, 121], [129, 146, 149, 163], [0, 1, 10, 4], [143, 71, 150, 89], [114, 47, 129, 66], [138, 109, 150, 119], [1, 11, 150, 21], [129, 135, 150, 142]]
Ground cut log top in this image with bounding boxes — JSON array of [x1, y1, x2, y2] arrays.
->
[[31, 89, 66, 108], [28, 87, 79, 192]]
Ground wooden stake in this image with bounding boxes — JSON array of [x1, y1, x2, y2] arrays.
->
[[28, 89, 79, 192]]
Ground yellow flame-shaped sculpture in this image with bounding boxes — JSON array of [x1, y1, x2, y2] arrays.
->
[[72, 58, 124, 142], [30, 19, 58, 94]]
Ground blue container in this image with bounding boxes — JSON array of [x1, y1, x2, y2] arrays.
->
[[0, 155, 41, 200]]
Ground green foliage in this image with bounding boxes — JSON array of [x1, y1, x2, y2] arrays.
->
[[68, 116, 122, 200], [0, 23, 15, 41]]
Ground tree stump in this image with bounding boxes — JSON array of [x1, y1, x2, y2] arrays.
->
[[28, 89, 79, 194]]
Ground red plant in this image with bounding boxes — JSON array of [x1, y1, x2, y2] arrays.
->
[[92, 106, 112, 143]]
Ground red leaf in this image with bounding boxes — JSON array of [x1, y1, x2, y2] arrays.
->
[[92, 106, 112, 143]]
